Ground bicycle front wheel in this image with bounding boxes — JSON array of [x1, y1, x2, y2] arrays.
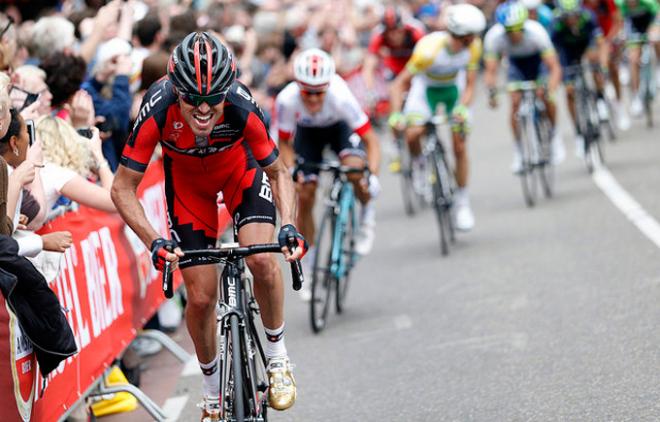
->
[[518, 115, 538, 207], [336, 196, 356, 314], [429, 144, 454, 256], [310, 207, 334, 333], [229, 314, 246, 422], [535, 113, 555, 198]]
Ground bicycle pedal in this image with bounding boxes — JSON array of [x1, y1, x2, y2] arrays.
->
[[257, 382, 268, 393]]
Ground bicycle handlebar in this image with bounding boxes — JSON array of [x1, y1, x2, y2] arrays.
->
[[296, 159, 369, 176], [161, 243, 305, 298]]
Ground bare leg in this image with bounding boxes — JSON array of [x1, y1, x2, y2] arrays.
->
[[182, 265, 219, 363]]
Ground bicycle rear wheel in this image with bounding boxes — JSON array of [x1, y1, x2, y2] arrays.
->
[[310, 207, 334, 333], [429, 142, 454, 256], [336, 196, 356, 314], [518, 115, 538, 207]]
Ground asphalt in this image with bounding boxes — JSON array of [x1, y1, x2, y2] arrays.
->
[[102, 85, 660, 422]]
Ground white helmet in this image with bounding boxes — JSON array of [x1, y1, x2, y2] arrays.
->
[[293, 48, 335, 91], [522, 0, 543, 9], [446, 4, 487, 36]]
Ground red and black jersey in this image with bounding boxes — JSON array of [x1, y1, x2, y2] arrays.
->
[[367, 23, 425, 76], [120, 77, 278, 173]]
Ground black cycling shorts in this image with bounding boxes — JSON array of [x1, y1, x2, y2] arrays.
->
[[294, 122, 366, 181]]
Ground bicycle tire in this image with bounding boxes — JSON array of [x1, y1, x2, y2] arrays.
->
[[229, 314, 246, 422], [336, 193, 356, 314], [518, 114, 538, 207], [584, 94, 603, 173], [242, 292, 269, 419], [310, 207, 334, 333], [534, 111, 554, 198], [429, 142, 453, 256], [398, 137, 417, 216]]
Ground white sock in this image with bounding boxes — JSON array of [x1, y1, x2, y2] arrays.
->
[[264, 323, 287, 359], [199, 356, 220, 398], [361, 202, 376, 226]]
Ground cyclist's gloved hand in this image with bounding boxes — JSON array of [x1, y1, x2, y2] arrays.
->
[[367, 174, 381, 198], [150, 238, 179, 271], [451, 104, 470, 133], [388, 112, 405, 129], [278, 224, 308, 260]]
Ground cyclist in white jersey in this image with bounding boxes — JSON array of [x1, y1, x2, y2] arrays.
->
[[275, 49, 381, 280], [484, 1, 565, 173]]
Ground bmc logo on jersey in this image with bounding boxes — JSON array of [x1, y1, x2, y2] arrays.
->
[[259, 173, 273, 203], [133, 88, 164, 131]]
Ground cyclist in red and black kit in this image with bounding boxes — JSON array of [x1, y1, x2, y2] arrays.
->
[[362, 6, 425, 90], [110, 32, 305, 421], [584, 0, 629, 130]]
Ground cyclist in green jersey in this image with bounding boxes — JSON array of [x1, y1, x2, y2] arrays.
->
[[615, 0, 660, 116]]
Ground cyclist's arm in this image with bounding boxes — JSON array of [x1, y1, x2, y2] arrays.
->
[[459, 40, 483, 107], [543, 51, 562, 93], [361, 127, 381, 176], [111, 166, 161, 247], [389, 68, 413, 114], [362, 53, 380, 91], [484, 57, 499, 91], [264, 157, 297, 228], [483, 28, 502, 91], [277, 132, 295, 169]]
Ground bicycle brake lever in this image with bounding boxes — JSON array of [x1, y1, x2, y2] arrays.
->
[[290, 260, 303, 291], [163, 260, 174, 299]]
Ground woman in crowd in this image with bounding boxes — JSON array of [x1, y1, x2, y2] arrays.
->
[[35, 116, 116, 225], [0, 108, 72, 255]]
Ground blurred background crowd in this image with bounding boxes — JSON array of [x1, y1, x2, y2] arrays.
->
[[0, 0, 482, 274]]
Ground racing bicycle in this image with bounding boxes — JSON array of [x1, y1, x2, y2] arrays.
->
[[162, 243, 303, 422], [565, 64, 608, 172], [297, 160, 365, 333], [512, 81, 555, 207]]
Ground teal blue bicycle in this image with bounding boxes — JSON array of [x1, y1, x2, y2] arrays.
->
[[300, 161, 366, 333]]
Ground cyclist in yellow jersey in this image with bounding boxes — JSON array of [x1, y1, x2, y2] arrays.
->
[[389, 4, 485, 231]]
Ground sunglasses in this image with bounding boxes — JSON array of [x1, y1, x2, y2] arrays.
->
[[300, 90, 327, 98], [0, 15, 13, 39], [179, 91, 227, 107], [455, 34, 475, 45]]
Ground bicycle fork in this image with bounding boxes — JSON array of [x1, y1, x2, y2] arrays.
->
[[330, 183, 355, 280]]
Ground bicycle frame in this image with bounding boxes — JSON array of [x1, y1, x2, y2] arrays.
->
[[326, 171, 357, 280]]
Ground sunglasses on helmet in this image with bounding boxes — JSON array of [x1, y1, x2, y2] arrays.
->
[[179, 90, 227, 107]]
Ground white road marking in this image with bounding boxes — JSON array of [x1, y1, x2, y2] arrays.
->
[[344, 314, 413, 342], [181, 358, 202, 377], [429, 332, 528, 351], [163, 394, 189, 422], [592, 166, 660, 249]]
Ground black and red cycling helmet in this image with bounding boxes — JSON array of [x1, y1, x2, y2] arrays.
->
[[167, 31, 236, 97], [382, 6, 403, 30]]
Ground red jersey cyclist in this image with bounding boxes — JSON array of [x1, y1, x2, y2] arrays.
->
[[362, 5, 426, 91], [111, 32, 305, 420]]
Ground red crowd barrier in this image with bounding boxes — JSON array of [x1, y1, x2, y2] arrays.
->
[[0, 160, 231, 421]]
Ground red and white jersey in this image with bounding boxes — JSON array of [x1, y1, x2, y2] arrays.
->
[[274, 74, 371, 141]]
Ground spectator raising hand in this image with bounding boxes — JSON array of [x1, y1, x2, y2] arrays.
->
[[66, 90, 96, 129]]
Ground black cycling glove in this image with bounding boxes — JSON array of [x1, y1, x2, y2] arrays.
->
[[278, 224, 308, 258], [150, 238, 178, 271]]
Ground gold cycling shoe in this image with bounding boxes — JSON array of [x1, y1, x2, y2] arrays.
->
[[267, 357, 296, 411], [198, 395, 220, 422]]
